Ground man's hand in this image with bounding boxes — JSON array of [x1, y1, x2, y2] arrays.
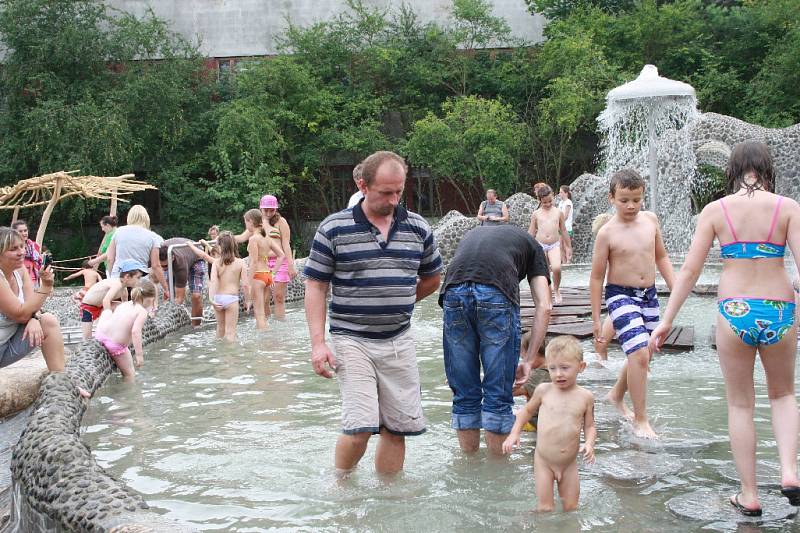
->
[[514, 360, 532, 388], [311, 342, 337, 378]]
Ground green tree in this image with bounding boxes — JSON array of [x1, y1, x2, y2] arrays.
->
[[0, 0, 215, 232], [405, 96, 525, 206]]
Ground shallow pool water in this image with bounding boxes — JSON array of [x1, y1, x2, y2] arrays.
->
[[81, 266, 800, 532]]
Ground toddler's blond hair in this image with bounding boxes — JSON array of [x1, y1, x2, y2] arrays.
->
[[545, 335, 583, 363], [592, 213, 613, 236]]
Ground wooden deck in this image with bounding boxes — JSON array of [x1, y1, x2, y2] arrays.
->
[[520, 286, 695, 351]]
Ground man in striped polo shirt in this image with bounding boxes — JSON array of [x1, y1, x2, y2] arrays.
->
[[304, 151, 443, 474]]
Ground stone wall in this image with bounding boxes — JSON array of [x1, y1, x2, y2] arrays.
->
[[10, 303, 194, 533]]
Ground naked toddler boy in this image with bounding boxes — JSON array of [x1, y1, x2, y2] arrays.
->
[[503, 335, 596, 512]]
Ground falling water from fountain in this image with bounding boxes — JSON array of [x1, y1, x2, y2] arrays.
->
[[597, 64, 700, 253]]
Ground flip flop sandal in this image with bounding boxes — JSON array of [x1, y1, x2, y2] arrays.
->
[[730, 494, 763, 517], [781, 486, 800, 506]]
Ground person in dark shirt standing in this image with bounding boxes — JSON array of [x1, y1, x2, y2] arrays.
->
[[440, 225, 551, 455], [159, 237, 210, 326]]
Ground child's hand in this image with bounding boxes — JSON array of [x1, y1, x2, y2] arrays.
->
[[135, 355, 144, 368], [580, 443, 595, 464], [592, 321, 604, 343], [502, 434, 519, 454]]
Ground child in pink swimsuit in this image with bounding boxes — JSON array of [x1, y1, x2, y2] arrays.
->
[[94, 280, 156, 380]]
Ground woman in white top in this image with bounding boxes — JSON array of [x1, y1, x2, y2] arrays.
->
[[0, 227, 88, 397]]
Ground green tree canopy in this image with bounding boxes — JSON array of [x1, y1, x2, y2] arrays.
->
[[405, 96, 525, 198]]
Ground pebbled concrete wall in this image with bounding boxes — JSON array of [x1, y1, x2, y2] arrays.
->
[[10, 303, 194, 533], [105, 0, 546, 58]]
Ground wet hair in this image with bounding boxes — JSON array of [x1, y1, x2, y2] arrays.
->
[[131, 279, 156, 305], [545, 335, 583, 363], [11, 219, 27, 231], [726, 141, 775, 196], [533, 182, 548, 197], [560, 185, 571, 199], [217, 231, 237, 266], [0, 227, 23, 255], [82, 260, 92, 269], [353, 163, 364, 183], [536, 185, 553, 200], [245, 209, 266, 237], [100, 215, 118, 227], [126, 205, 151, 229], [360, 151, 407, 186], [610, 169, 645, 196]]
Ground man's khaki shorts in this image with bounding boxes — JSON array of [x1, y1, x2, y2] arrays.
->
[[332, 329, 426, 436]]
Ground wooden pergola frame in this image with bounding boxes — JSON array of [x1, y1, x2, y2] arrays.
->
[[0, 171, 157, 245]]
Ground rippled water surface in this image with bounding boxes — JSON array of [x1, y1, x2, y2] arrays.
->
[[81, 266, 800, 531]]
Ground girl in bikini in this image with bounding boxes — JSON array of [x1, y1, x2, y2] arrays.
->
[[528, 185, 572, 304], [244, 209, 285, 330], [210, 232, 250, 341], [260, 195, 296, 320], [94, 279, 156, 380], [651, 141, 800, 516]]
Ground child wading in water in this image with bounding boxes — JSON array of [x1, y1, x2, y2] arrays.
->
[[210, 232, 250, 341], [65, 260, 103, 305], [529, 185, 572, 304], [590, 169, 675, 439], [244, 209, 285, 330], [94, 279, 156, 380], [503, 335, 596, 512], [78, 259, 146, 339]]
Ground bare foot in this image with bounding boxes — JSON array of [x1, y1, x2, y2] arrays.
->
[[604, 391, 634, 421], [780, 475, 800, 489], [77, 387, 91, 399], [632, 420, 658, 439]]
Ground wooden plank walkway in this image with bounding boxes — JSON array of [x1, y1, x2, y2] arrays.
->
[[520, 286, 695, 351]]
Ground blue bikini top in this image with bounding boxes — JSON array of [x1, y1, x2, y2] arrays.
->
[[719, 196, 785, 259]]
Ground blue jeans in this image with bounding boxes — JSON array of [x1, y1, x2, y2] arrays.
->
[[442, 282, 520, 434]]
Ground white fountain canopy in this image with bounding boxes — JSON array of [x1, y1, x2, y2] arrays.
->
[[607, 64, 695, 101]]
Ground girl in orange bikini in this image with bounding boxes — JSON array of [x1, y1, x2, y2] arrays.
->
[[244, 209, 285, 330]]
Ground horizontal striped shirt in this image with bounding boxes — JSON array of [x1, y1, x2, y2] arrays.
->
[[304, 202, 443, 339]]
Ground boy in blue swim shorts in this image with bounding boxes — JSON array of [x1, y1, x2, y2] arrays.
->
[[589, 169, 675, 439]]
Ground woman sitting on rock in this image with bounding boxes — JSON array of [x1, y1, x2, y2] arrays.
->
[[0, 227, 89, 397]]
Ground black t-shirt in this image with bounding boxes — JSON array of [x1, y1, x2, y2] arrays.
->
[[439, 225, 550, 306]]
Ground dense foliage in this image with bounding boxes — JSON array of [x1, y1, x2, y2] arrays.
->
[[0, 0, 796, 256]]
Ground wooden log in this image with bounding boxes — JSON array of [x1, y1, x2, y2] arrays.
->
[[35, 175, 63, 246], [110, 186, 118, 217]]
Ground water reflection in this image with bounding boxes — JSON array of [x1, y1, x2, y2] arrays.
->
[[81, 271, 800, 531]]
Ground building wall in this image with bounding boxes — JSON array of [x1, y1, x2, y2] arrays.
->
[[106, 0, 545, 58]]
